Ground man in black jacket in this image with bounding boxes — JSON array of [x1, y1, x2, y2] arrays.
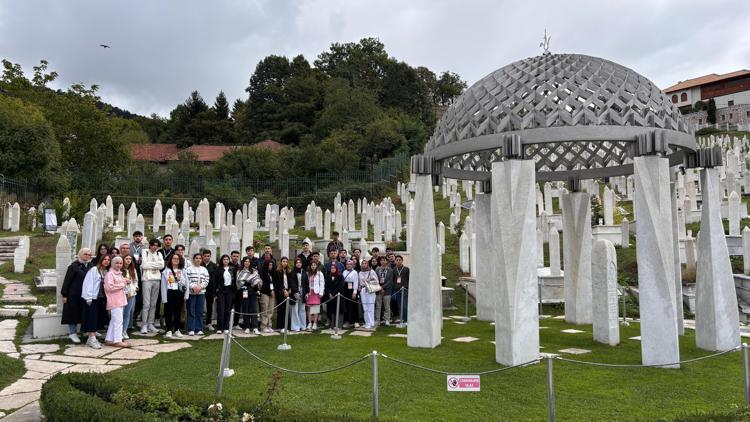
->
[[297, 241, 313, 270], [201, 249, 218, 331], [393, 255, 410, 323]]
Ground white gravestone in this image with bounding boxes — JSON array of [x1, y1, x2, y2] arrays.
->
[[592, 239, 620, 346]]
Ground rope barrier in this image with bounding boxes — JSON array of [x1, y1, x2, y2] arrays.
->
[[379, 353, 539, 375], [230, 338, 370, 375], [555, 345, 740, 368]]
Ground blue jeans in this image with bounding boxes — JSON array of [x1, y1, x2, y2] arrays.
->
[[187, 294, 206, 332], [394, 289, 408, 322], [123, 296, 136, 331], [68, 324, 78, 335]]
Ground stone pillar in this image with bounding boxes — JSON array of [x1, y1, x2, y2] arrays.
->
[[474, 192, 493, 321], [743, 227, 750, 275], [729, 191, 741, 236], [634, 155, 680, 367], [491, 159, 539, 366], [696, 167, 740, 351], [592, 239, 620, 346], [549, 227, 561, 276], [323, 210, 331, 240], [561, 191, 592, 324], [153, 200, 162, 233], [55, 235, 71, 312], [621, 218, 630, 248], [242, 218, 254, 253], [220, 225, 230, 256], [407, 168, 441, 349], [603, 187, 614, 226], [671, 181, 684, 336], [82, 212, 95, 251], [459, 232, 469, 273]]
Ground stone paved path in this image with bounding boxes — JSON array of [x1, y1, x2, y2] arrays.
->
[[0, 278, 36, 305]]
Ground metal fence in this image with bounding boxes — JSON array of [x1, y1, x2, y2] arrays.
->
[[0, 174, 41, 226], [90, 152, 410, 210]]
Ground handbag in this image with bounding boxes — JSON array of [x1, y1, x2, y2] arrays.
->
[[366, 283, 382, 293]]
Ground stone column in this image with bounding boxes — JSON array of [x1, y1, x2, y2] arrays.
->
[[153, 200, 162, 233], [549, 227, 561, 276], [491, 159, 539, 366], [729, 191, 741, 236], [459, 232, 469, 273], [561, 190, 592, 324], [634, 155, 680, 367], [592, 239, 619, 346], [56, 235, 71, 312], [474, 192, 494, 321], [743, 227, 750, 275], [407, 157, 441, 349], [696, 167, 740, 351], [621, 218, 630, 248], [323, 210, 331, 240], [671, 181, 684, 336]]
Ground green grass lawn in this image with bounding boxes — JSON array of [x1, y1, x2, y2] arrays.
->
[[113, 316, 746, 421]]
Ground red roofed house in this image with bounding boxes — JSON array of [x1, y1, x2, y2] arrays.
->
[[664, 69, 750, 128], [130, 140, 287, 168]]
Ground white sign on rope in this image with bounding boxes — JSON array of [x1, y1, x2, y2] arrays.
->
[[446, 374, 480, 392]]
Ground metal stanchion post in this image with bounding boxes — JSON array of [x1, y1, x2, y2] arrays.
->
[[216, 310, 236, 395], [546, 355, 556, 422], [372, 350, 379, 418], [332, 293, 342, 340], [538, 280, 543, 318], [397, 288, 406, 328], [743, 343, 750, 406], [278, 298, 291, 350], [224, 310, 235, 376]]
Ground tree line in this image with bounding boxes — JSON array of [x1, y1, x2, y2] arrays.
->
[[0, 38, 466, 195]]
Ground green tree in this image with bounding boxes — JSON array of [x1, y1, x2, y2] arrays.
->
[[693, 100, 704, 111], [314, 37, 390, 93], [212, 147, 281, 179], [0, 95, 67, 192], [381, 60, 434, 128], [706, 99, 717, 124], [213, 91, 230, 120], [313, 79, 383, 139], [435, 71, 467, 106]]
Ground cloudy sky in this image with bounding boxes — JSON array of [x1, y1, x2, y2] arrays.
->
[[1, 0, 748, 117]]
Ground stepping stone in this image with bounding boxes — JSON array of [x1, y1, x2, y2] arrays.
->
[[740, 332, 750, 338], [452, 336, 480, 343], [441, 317, 451, 321], [453, 321, 467, 325], [131, 331, 159, 337], [20, 344, 59, 354], [2, 400, 40, 421], [0, 379, 45, 396], [539, 326, 549, 329], [132, 342, 191, 353], [561, 329, 585, 334], [170, 335, 202, 341], [539, 314, 552, 319], [21, 370, 52, 380], [202, 334, 224, 340], [553, 315, 565, 320], [107, 359, 139, 366], [0, 341, 16, 354], [349, 330, 372, 337], [559, 348, 592, 355], [0, 329, 16, 341], [540, 352, 560, 359], [0, 391, 40, 411], [23, 359, 71, 374], [0, 308, 28, 317], [41, 355, 110, 365], [489, 322, 495, 326], [2, 296, 37, 304], [287, 331, 310, 336], [64, 345, 118, 358], [259, 331, 280, 337], [24, 354, 40, 360], [320, 329, 347, 335], [105, 349, 157, 361], [628, 336, 641, 341], [449, 316, 466, 320], [388, 333, 408, 338], [123, 339, 160, 347], [7, 353, 19, 359], [61, 364, 121, 374], [0, 320, 18, 329]]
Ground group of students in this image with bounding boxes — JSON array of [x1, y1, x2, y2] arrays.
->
[[60, 230, 410, 349]]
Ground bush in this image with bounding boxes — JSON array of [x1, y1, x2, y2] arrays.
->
[[696, 127, 722, 137], [40, 372, 367, 421]]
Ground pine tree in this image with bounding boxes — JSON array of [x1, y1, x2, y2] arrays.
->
[[214, 91, 229, 120]]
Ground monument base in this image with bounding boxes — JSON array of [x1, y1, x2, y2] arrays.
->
[[537, 267, 564, 304], [592, 225, 623, 246], [31, 309, 69, 339]]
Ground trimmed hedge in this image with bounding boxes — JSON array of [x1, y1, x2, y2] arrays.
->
[[40, 372, 369, 421]]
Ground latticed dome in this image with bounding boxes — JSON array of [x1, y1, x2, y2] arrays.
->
[[424, 53, 697, 182]]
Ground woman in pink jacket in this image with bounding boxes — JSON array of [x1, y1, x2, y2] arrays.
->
[[104, 256, 129, 347]]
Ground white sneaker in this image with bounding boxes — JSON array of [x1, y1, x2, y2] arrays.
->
[[197, 331, 204, 335], [312, 323, 318, 330], [175, 330, 183, 338], [253, 329, 260, 335], [233, 325, 241, 330], [68, 333, 81, 344], [385, 321, 391, 327], [216, 330, 223, 334], [306, 323, 311, 330], [140, 326, 148, 334], [354, 322, 360, 328], [86, 337, 101, 349], [206, 324, 214, 331], [148, 324, 159, 333], [165, 331, 173, 338], [95, 332, 103, 338], [188, 331, 195, 336], [244, 328, 250, 334], [122, 332, 129, 340]]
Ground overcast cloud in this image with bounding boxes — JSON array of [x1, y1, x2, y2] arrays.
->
[[1, 0, 748, 117]]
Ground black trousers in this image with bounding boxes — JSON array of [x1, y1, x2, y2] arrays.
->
[[164, 290, 184, 332], [81, 298, 107, 332], [344, 288, 359, 324], [155, 289, 162, 320], [240, 290, 259, 330], [233, 293, 242, 323], [134, 278, 143, 322], [205, 292, 215, 326], [216, 290, 235, 331], [325, 294, 338, 326], [275, 296, 288, 330]]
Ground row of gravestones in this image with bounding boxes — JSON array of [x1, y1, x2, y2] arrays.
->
[[1, 203, 20, 232]]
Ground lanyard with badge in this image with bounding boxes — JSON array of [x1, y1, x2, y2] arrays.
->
[[344, 270, 355, 291], [395, 267, 403, 285]]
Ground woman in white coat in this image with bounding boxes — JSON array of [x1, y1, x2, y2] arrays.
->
[[358, 259, 379, 330]]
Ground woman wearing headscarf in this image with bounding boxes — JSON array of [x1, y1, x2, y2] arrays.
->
[[61, 248, 92, 344], [324, 262, 345, 329], [81, 254, 110, 349], [121, 254, 139, 340], [358, 259, 379, 330], [341, 259, 360, 329], [289, 257, 308, 332], [103, 256, 129, 347]]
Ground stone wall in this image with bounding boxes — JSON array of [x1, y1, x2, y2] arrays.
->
[[684, 104, 750, 130]]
